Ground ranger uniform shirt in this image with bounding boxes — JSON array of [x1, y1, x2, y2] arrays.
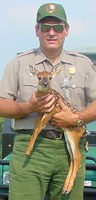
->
[[0, 48, 96, 130]]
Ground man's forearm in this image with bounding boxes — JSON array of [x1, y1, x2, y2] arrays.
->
[[73, 100, 96, 127], [51, 99, 96, 128], [79, 100, 96, 124], [0, 98, 31, 119]]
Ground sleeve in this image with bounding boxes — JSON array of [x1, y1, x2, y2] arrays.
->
[[85, 60, 96, 104], [0, 57, 20, 100]]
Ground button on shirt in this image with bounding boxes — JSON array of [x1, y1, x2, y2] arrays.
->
[[0, 48, 96, 130]]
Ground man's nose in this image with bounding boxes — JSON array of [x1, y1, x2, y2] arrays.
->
[[48, 28, 56, 35]]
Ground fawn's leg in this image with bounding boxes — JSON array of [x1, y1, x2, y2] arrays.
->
[[66, 134, 81, 193], [25, 110, 57, 156], [63, 128, 84, 193], [63, 130, 74, 193]]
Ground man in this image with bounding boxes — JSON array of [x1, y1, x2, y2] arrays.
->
[[0, 3, 96, 200]]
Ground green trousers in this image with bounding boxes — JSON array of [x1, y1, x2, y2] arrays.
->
[[9, 133, 85, 200]]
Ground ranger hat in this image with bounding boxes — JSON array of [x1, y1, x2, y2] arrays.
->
[[36, 3, 67, 23]]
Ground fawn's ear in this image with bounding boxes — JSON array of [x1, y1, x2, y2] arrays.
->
[[51, 65, 61, 77], [29, 65, 39, 76]]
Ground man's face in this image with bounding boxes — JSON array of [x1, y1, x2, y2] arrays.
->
[[35, 17, 69, 52]]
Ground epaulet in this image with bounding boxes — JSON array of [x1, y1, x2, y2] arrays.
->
[[16, 48, 38, 57], [65, 50, 93, 64], [65, 50, 86, 58]]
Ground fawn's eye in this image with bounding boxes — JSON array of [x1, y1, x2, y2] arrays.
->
[[49, 76, 52, 80], [38, 76, 42, 80]]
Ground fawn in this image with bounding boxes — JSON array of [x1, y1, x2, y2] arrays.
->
[[25, 65, 86, 194]]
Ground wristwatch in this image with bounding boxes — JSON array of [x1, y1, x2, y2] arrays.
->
[[76, 114, 84, 127]]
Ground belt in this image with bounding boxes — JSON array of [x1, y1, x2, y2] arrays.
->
[[17, 129, 64, 140]]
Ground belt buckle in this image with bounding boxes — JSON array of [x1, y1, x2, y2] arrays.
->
[[46, 130, 63, 140], [56, 131, 63, 140]]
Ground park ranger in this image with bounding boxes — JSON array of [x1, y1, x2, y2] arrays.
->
[[0, 3, 96, 200]]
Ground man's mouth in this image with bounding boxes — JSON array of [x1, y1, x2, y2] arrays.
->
[[47, 39, 57, 43]]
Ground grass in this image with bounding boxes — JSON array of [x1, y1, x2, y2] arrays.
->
[[0, 118, 4, 159]]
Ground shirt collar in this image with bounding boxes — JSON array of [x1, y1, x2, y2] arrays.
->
[[35, 48, 48, 64], [35, 48, 76, 65]]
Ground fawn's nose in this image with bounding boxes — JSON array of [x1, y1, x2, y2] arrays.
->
[[44, 82, 48, 87]]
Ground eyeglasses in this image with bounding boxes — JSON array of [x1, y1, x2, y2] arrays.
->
[[39, 23, 65, 33]]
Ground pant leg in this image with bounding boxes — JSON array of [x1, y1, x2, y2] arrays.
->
[[49, 138, 86, 200], [9, 134, 52, 200]]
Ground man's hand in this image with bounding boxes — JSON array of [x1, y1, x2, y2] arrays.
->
[[51, 99, 78, 128], [29, 92, 56, 113]]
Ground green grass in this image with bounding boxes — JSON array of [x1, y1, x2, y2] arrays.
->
[[0, 118, 4, 159]]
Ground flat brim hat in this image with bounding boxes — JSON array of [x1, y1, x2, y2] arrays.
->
[[36, 3, 67, 23]]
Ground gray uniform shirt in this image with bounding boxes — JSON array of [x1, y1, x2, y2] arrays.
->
[[0, 48, 96, 130]]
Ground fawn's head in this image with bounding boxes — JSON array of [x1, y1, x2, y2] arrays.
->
[[29, 65, 61, 93]]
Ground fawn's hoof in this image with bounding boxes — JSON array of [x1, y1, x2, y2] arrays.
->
[[62, 185, 73, 194], [62, 189, 70, 194]]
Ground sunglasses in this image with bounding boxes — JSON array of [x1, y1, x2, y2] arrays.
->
[[39, 23, 65, 33]]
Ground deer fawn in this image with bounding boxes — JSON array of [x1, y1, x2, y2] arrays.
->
[[25, 65, 86, 194]]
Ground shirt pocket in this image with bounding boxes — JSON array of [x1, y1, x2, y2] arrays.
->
[[61, 78, 85, 109], [19, 75, 38, 101]]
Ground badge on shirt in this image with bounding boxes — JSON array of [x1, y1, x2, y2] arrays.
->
[[68, 67, 76, 75]]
